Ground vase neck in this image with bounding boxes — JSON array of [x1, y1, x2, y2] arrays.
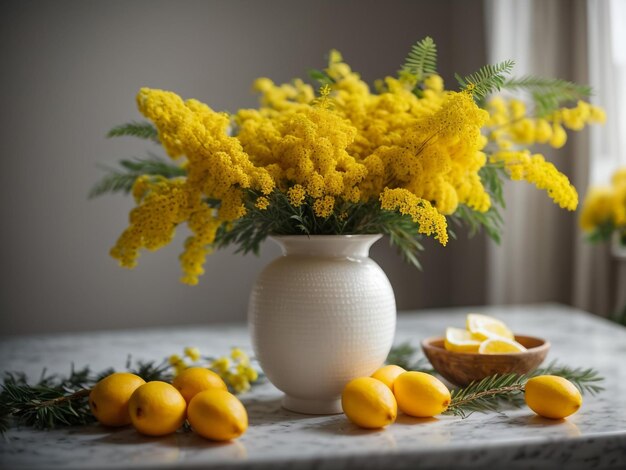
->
[[270, 235, 382, 258]]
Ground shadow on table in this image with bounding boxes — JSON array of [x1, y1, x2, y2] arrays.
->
[[503, 413, 581, 437], [90, 429, 248, 463], [395, 415, 439, 425], [91, 426, 247, 451], [241, 396, 324, 426]]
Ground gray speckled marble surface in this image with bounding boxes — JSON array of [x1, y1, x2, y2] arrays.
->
[[1, 304, 625, 470]]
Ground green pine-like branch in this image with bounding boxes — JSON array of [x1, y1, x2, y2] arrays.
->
[[384, 343, 605, 420], [0, 358, 182, 433], [446, 373, 525, 418], [0, 371, 95, 431], [107, 121, 159, 143], [456, 60, 515, 101], [445, 362, 605, 419], [89, 155, 186, 198], [401, 36, 438, 81], [386, 342, 435, 374], [530, 360, 604, 395]]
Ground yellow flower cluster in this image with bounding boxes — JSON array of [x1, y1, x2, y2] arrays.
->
[[486, 97, 605, 149], [580, 168, 626, 233], [379, 188, 448, 244], [238, 54, 490, 223], [484, 97, 605, 210], [490, 150, 578, 210], [109, 49, 603, 284], [210, 348, 259, 394], [111, 88, 276, 284], [169, 346, 259, 394], [169, 346, 203, 376]]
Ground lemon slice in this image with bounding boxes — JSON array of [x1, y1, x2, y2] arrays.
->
[[466, 313, 514, 341], [444, 327, 482, 353], [478, 338, 527, 354]]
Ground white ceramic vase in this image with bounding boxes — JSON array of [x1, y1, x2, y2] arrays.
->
[[248, 234, 396, 415]]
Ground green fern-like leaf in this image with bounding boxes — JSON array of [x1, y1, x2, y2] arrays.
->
[[107, 121, 159, 143], [503, 76, 591, 98], [89, 155, 186, 198], [401, 36, 438, 81], [503, 76, 592, 116], [456, 60, 515, 101], [308, 68, 335, 86]]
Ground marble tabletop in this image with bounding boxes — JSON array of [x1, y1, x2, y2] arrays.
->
[[1, 303, 625, 470]]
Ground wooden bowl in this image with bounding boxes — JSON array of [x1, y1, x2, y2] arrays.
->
[[421, 335, 550, 387]]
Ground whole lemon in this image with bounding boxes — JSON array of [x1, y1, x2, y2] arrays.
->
[[525, 375, 582, 419], [172, 367, 227, 403], [89, 372, 146, 427], [341, 377, 397, 429], [371, 364, 406, 391], [128, 381, 187, 436], [187, 389, 248, 441], [393, 371, 451, 417]]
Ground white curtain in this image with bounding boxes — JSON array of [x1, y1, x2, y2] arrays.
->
[[586, 0, 626, 315], [588, 0, 626, 185], [484, 0, 626, 315]]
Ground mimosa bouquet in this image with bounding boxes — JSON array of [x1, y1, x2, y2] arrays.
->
[[92, 37, 605, 284], [580, 167, 626, 246]]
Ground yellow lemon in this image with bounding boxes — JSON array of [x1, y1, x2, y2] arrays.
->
[[172, 367, 227, 403], [525, 375, 582, 419], [393, 371, 451, 417], [89, 372, 146, 427], [187, 389, 248, 441], [371, 364, 406, 391], [341, 377, 397, 429], [466, 313, 515, 340], [128, 381, 187, 436], [478, 338, 527, 354], [444, 327, 482, 353]]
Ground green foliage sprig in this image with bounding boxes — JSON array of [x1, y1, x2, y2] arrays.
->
[[214, 191, 429, 269], [385, 341, 435, 373], [89, 155, 186, 198], [0, 349, 262, 434], [308, 69, 335, 86], [502, 76, 592, 116], [532, 360, 604, 395], [107, 121, 159, 142], [456, 60, 515, 101], [445, 373, 526, 418], [0, 367, 101, 433], [401, 36, 438, 82], [0, 358, 176, 434], [448, 163, 506, 244]]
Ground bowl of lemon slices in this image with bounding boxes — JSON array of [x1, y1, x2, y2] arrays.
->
[[421, 313, 550, 386]]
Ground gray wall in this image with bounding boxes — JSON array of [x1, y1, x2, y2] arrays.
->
[[0, 0, 488, 335]]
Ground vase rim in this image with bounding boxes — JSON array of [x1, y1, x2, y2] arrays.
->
[[269, 234, 382, 241], [269, 234, 382, 258]]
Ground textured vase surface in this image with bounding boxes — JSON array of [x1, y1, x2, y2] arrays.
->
[[248, 234, 397, 414]]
